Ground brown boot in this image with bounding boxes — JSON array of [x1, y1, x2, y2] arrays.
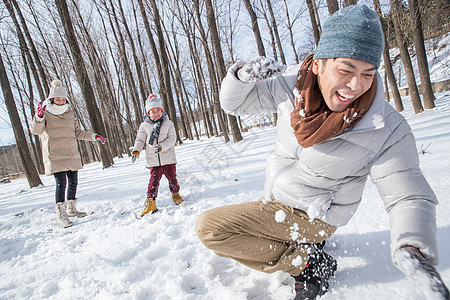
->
[[172, 192, 184, 205]]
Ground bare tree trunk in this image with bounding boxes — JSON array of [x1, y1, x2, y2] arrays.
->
[[326, 0, 339, 15], [27, 2, 60, 81], [3, 48, 45, 174], [383, 45, 404, 111], [94, 0, 136, 145], [4, 29, 45, 173], [65, 77, 101, 164], [390, 0, 423, 114], [0, 52, 42, 188], [257, 0, 278, 60], [187, 50, 211, 139], [198, 92, 211, 138], [55, 0, 113, 167], [117, 0, 148, 104], [193, 53, 215, 137], [2, 0, 46, 101], [137, 0, 167, 110], [343, 0, 358, 7], [311, 0, 321, 36], [183, 86, 199, 140], [383, 72, 390, 102], [9, 0, 49, 95], [407, 0, 435, 109], [106, 0, 143, 122], [131, 0, 152, 96], [147, 0, 182, 145], [77, 140, 89, 165], [282, 0, 300, 63], [242, 0, 266, 57], [306, 0, 321, 46], [117, 76, 137, 141], [266, 0, 286, 64], [168, 6, 199, 140], [373, 0, 404, 111], [167, 56, 189, 140], [205, 0, 242, 142], [222, 0, 242, 64], [71, 0, 127, 158], [191, 0, 228, 138], [34, 2, 67, 76]]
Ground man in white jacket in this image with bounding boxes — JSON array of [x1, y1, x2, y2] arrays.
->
[[196, 5, 448, 300]]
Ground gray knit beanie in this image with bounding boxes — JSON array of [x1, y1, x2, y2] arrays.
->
[[313, 5, 384, 68], [46, 79, 68, 100]]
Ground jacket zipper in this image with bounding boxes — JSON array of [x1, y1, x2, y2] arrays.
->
[[156, 137, 161, 166]]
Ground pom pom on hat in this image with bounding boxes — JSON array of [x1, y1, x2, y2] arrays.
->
[[313, 5, 384, 68], [51, 79, 62, 87], [46, 79, 68, 100], [145, 94, 163, 114]]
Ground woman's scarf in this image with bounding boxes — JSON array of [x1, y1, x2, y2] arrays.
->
[[290, 54, 377, 148], [43, 99, 69, 115], [145, 112, 167, 145]]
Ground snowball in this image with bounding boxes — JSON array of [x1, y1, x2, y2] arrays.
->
[[292, 255, 305, 267], [275, 210, 286, 223]]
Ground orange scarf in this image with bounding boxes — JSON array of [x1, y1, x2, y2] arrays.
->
[[290, 54, 377, 148]]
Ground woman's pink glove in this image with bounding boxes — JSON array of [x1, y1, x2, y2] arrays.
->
[[95, 134, 108, 144], [36, 102, 46, 118]]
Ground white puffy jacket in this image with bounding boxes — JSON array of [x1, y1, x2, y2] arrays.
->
[[220, 63, 439, 265], [133, 117, 177, 168]]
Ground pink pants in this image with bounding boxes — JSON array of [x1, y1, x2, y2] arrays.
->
[[147, 164, 180, 199]]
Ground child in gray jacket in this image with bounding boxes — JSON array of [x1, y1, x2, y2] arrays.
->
[[131, 94, 183, 216]]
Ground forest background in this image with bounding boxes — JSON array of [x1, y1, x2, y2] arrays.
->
[[0, 0, 448, 187]]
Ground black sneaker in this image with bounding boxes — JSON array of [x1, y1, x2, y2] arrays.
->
[[294, 277, 321, 300], [293, 249, 337, 300]]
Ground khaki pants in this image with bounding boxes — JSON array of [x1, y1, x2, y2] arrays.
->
[[196, 200, 336, 276]]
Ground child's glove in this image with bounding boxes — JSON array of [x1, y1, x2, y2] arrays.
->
[[237, 57, 286, 83], [95, 134, 108, 144], [36, 102, 46, 118], [154, 145, 162, 153], [131, 151, 140, 163]]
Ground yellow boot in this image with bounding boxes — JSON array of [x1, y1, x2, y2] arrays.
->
[[141, 198, 157, 216], [172, 192, 184, 205]]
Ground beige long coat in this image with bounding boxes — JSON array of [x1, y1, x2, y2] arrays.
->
[[30, 107, 95, 176]]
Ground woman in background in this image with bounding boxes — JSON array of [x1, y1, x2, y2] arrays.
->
[[31, 79, 107, 228]]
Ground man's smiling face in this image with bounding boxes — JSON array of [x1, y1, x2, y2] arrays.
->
[[312, 58, 377, 112]]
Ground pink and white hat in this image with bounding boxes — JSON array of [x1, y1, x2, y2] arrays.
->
[[145, 94, 163, 114]]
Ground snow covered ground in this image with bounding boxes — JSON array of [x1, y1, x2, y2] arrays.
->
[[1, 89, 449, 299]]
